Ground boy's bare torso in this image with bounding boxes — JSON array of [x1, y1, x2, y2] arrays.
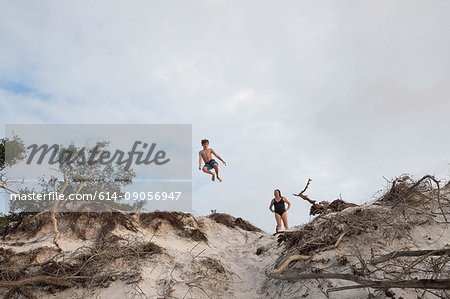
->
[[199, 148, 213, 163]]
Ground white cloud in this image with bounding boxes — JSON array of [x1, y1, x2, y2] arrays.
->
[[1, 0, 449, 231]]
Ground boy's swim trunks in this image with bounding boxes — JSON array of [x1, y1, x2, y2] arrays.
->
[[203, 159, 218, 170]]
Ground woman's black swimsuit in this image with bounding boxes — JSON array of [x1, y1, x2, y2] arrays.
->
[[273, 198, 286, 216]]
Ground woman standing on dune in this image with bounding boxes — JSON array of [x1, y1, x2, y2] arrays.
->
[[269, 189, 291, 233]]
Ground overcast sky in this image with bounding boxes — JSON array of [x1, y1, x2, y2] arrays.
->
[[1, 1, 449, 232]]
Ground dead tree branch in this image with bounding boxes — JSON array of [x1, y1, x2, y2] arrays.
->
[[370, 248, 450, 265], [282, 238, 325, 255], [267, 255, 311, 275], [293, 178, 316, 205], [322, 232, 347, 252], [0, 276, 74, 288], [293, 178, 357, 215], [326, 278, 450, 292], [267, 272, 450, 291], [0, 184, 18, 194], [266, 272, 372, 283]]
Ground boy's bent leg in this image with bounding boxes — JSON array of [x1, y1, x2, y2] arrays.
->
[[202, 166, 215, 181], [213, 164, 222, 182]]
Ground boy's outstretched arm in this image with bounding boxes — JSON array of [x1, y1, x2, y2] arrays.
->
[[211, 149, 226, 165], [198, 152, 203, 170]]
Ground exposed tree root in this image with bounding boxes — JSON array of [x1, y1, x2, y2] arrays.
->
[[269, 175, 450, 297]]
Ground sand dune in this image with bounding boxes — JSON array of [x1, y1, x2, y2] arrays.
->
[[1, 178, 449, 298]]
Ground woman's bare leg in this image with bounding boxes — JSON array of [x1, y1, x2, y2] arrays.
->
[[281, 212, 289, 229], [275, 213, 282, 232]]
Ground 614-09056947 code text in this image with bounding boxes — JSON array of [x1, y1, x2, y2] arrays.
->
[[10, 191, 182, 201]]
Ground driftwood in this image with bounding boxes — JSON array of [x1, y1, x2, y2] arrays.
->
[[370, 248, 450, 265], [267, 255, 311, 275], [0, 276, 74, 288], [266, 271, 450, 291], [266, 272, 373, 283], [293, 178, 357, 215], [327, 278, 450, 293]]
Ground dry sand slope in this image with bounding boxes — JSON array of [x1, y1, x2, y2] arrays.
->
[[1, 177, 449, 299], [0, 211, 282, 299]]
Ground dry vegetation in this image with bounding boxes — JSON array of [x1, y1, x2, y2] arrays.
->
[[139, 211, 208, 242], [0, 229, 162, 298], [1, 174, 448, 298], [0, 211, 212, 297], [208, 213, 262, 232], [266, 175, 450, 297]]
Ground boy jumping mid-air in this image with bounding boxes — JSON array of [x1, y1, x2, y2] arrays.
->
[[199, 139, 226, 182]]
